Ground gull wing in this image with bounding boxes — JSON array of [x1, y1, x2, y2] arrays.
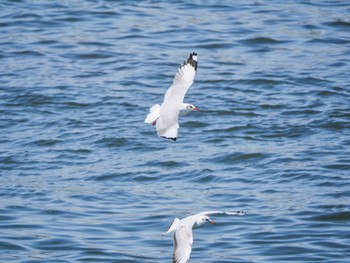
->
[[199, 211, 246, 216], [172, 225, 193, 263], [163, 52, 198, 106], [156, 107, 179, 141]]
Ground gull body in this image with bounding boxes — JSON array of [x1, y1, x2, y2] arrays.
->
[[145, 52, 199, 141], [164, 210, 246, 263]]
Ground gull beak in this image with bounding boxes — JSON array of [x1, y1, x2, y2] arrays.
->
[[193, 107, 200, 111], [209, 219, 215, 225]]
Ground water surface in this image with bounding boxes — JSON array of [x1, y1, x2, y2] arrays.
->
[[1, 0, 350, 262]]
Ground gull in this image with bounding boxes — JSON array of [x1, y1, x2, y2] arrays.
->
[[145, 52, 200, 141], [164, 210, 246, 263]]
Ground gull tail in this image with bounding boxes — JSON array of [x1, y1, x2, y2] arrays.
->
[[145, 104, 161, 125], [163, 218, 180, 235]]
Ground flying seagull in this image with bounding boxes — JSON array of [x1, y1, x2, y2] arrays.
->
[[164, 210, 246, 263], [145, 52, 199, 141]]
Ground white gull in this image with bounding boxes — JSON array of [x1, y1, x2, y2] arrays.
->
[[164, 210, 246, 263], [145, 52, 199, 141]]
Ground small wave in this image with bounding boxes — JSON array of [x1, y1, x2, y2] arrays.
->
[[239, 37, 289, 45]]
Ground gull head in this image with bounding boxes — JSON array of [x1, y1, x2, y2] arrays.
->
[[193, 215, 215, 229], [186, 103, 200, 111], [180, 103, 200, 116]]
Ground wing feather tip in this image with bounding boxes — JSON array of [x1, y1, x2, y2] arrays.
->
[[179, 52, 198, 71], [188, 52, 198, 70], [161, 136, 177, 142]]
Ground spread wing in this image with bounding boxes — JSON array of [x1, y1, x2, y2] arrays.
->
[[199, 211, 246, 216], [172, 225, 193, 263], [163, 52, 198, 106], [156, 106, 179, 141]]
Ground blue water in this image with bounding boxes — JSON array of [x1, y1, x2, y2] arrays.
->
[[1, 0, 350, 262]]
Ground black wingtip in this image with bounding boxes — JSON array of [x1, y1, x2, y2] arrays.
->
[[187, 52, 198, 70], [179, 52, 198, 72], [161, 136, 177, 142]]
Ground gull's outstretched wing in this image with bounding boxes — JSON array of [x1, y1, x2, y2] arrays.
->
[[199, 211, 247, 216], [156, 107, 179, 141], [173, 225, 193, 263], [163, 52, 198, 106]]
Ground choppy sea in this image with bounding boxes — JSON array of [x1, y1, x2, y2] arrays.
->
[[1, 0, 350, 262]]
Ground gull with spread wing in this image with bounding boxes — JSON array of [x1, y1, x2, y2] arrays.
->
[[164, 210, 246, 263], [145, 52, 199, 141]]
